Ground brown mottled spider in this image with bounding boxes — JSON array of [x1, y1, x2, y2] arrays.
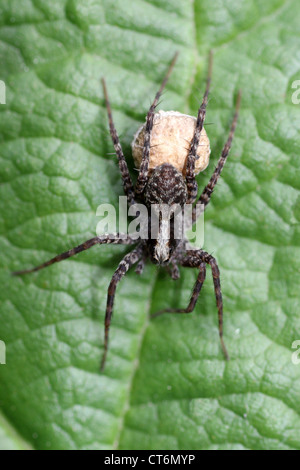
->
[[13, 52, 241, 370]]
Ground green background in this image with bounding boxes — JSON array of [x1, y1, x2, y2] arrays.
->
[[0, 0, 300, 450]]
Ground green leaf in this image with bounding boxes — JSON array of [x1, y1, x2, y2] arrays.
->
[[0, 0, 300, 450], [0, 412, 32, 450]]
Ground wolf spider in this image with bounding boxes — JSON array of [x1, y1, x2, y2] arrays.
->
[[13, 52, 241, 370]]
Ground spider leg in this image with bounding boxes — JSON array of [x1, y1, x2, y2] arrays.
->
[[102, 79, 136, 205], [12, 234, 136, 275], [135, 52, 179, 197], [152, 260, 206, 317], [202, 251, 229, 360], [101, 244, 144, 371], [186, 51, 213, 204], [152, 249, 229, 360], [195, 90, 241, 217]]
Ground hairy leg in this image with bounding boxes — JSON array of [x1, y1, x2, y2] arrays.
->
[[135, 52, 179, 197], [12, 234, 136, 275], [186, 51, 213, 204], [152, 260, 206, 316], [202, 251, 229, 360], [102, 79, 135, 205], [101, 245, 143, 371], [194, 90, 241, 218], [152, 249, 229, 360]]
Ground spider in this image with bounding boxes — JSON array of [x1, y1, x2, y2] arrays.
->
[[13, 52, 241, 370]]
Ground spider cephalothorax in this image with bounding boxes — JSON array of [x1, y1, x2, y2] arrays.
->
[[13, 52, 241, 371], [144, 163, 187, 206]]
